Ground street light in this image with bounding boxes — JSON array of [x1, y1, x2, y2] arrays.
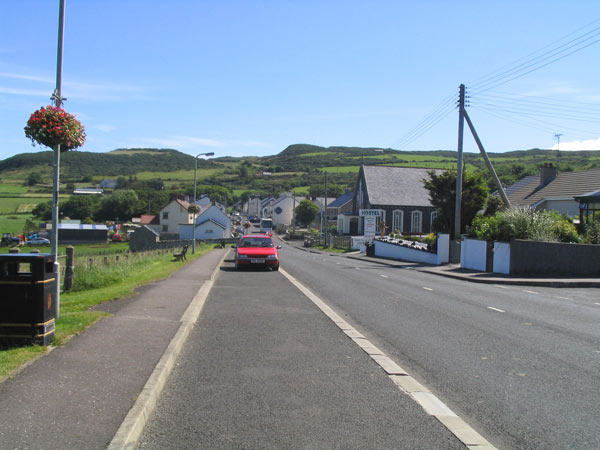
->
[[192, 152, 215, 254]]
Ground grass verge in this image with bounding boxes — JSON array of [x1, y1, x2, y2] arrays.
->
[[0, 244, 215, 379]]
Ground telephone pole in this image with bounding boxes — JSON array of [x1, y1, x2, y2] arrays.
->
[[454, 84, 465, 240]]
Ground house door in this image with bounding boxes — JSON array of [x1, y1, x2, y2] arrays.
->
[[349, 218, 358, 235]]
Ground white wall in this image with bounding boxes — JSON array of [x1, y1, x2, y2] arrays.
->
[[460, 237, 487, 271], [373, 234, 449, 265]]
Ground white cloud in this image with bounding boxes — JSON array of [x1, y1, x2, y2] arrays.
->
[[552, 138, 600, 151], [94, 124, 116, 133], [0, 87, 49, 97]]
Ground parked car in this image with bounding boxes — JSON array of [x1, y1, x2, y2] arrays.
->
[[25, 237, 50, 246], [234, 234, 281, 271], [111, 233, 123, 242]]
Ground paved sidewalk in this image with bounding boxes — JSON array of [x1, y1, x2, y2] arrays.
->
[[0, 248, 227, 450]]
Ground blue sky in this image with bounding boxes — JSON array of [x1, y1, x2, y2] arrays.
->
[[2, 1, 600, 162]]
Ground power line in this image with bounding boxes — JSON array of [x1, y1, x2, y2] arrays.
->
[[469, 19, 600, 93]]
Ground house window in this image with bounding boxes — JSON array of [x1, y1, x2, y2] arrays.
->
[[430, 211, 438, 231], [162, 225, 168, 232], [162, 212, 168, 220], [411, 211, 422, 233], [392, 210, 404, 233]]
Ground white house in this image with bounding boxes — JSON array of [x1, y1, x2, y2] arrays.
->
[[159, 197, 193, 233], [179, 204, 232, 239], [265, 193, 306, 227]]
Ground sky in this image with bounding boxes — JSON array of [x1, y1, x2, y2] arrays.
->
[[1, 0, 600, 162]]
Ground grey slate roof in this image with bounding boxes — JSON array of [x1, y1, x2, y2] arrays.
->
[[362, 166, 444, 207], [506, 167, 600, 207], [328, 191, 353, 208]]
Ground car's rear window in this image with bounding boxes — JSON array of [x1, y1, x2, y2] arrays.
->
[[240, 238, 274, 247]]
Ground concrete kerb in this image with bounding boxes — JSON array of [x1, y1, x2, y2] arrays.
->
[[107, 248, 229, 450], [344, 253, 600, 288]]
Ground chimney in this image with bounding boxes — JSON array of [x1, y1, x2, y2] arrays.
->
[[539, 162, 557, 187]]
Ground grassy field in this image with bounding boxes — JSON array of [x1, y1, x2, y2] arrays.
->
[[0, 243, 216, 379], [0, 214, 33, 235], [0, 197, 49, 214], [320, 166, 361, 173]]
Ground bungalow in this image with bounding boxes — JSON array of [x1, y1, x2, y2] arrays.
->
[[338, 165, 443, 236], [502, 163, 600, 218]]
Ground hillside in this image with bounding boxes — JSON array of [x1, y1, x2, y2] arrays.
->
[[0, 148, 217, 179], [1, 144, 600, 195]]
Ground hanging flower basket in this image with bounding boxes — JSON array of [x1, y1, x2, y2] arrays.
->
[[24, 105, 86, 151]]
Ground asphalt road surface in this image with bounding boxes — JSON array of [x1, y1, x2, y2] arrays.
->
[[138, 250, 464, 449], [139, 239, 600, 449], [277, 242, 600, 449]]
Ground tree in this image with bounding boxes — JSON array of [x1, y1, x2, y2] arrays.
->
[[60, 195, 101, 221], [32, 200, 52, 221], [424, 169, 489, 236], [309, 183, 344, 198], [26, 172, 43, 186], [96, 189, 139, 221], [295, 199, 320, 227]]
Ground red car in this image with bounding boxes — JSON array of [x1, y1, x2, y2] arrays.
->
[[234, 234, 281, 271]]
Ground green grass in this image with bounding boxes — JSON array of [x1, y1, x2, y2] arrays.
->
[[0, 197, 49, 214], [0, 243, 216, 378], [0, 184, 29, 194], [0, 214, 33, 235], [320, 166, 361, 173]]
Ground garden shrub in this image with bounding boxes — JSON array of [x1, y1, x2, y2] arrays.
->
[[469, 208, 580, 243]]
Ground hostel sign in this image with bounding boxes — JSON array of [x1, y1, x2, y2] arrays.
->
[[359, 209, 381, 217], [360, 209, 381, 241]]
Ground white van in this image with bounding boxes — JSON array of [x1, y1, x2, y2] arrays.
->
[[259, 218, 273, 234]]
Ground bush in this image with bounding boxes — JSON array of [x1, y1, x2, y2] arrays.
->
[[469, 208, 579, 243], [425, 233, 438, 252], [583, 221, 600, 244]]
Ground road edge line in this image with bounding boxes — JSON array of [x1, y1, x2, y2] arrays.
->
[[279, 267, 497, 450], [107, 248, 228, 450]]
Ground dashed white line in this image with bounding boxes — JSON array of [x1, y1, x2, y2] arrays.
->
[[380, 274, 389, 278], [522, 290, 539, 295], [422, 287, 433, 291], [493, 284, 508, 289], [487, 306, 505, 313], [558, 296, 574, 301], [594, 302, 600, 306]]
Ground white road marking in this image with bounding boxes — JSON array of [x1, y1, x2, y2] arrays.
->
[[594, 302, 600, 306], [488, 306, 505, 313], [279, 267, 497, 450], [493, 284, 508, 289], [423, 287, 433, 291], [380, 274, 389, 278], [558, 296, 574, 301], [522, 290, 539, 295], [355, 267, 361, 270]]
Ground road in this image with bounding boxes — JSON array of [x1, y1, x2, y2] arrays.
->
[[139, 239, 600, 449]]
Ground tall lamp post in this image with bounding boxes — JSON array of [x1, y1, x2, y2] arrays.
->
[[192, 152, 215, 254]]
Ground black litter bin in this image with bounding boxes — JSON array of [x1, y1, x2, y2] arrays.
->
[[0, 253, 56, 345], [366, 242, 375, 256]]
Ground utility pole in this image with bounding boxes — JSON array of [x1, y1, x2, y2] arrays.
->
[[554, 133, 562, 151], [51, 0, 66, 318], [324, 172, 328, 247], [454, 84, 465, 241]]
